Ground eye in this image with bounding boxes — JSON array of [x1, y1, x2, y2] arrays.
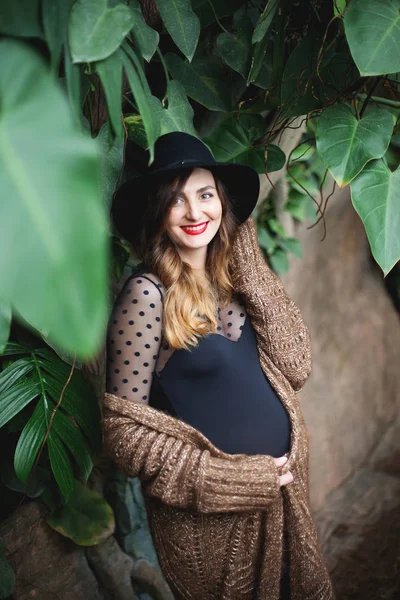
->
[[173, 197, 184, 205], [202, 192, 213, 199]]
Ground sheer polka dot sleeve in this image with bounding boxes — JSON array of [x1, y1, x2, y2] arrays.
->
[[106, 274, 163, 403]]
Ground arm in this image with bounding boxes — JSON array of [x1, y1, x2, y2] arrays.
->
[[106, 272, 164, 403], [229, 216, 312, 392], [102, 393, 281, 514]]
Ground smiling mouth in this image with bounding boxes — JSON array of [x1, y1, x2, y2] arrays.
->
[[180, 222, 209, 235]]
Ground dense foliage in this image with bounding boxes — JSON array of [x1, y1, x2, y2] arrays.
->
[[0, 2, 399, 583]]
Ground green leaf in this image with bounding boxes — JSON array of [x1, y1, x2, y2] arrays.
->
[[277, 237, 303, 258], [14, 401, 47, 484], [42, 0, 75, 70], [121, 45, 158, 163], [0, 539, 15, 599], [0, 462, 49, 498], [48, 432, 75, 503], [266, 144, 285, 172], [0, 40, 108, 360], [156, 0, 200, 62], [97, 123, 124, 211], [0, 0, 42, 38], [268, 218, 286, 237], [96, 50, 124, 140], [316, 104, 394, 187], [252, 0, 279, 43], [284, 191, 317, 222], [350, 159, 400, 275], [334, 0, 347, 16], [203, 113, 265, 171], [0, 301, 11, 355], [129, 0, 159, 61], [0, 381, 40, 429], [258, 227, 275, 251], [344, 0, 400, 76], [124, 114, 148, 148], [151, 80, 198, 138], [64, 43, 84, 128], [166, 52, 245, 112], [192, 0, 243, 27], [281, 35, 358, 117], [47, 480, 115, 545], [269, 249, 289, 274], [69, 0, 134, 63], [51, 406, 93, 483], [217, 9, 253, 77], [0, 357, 35, 395]]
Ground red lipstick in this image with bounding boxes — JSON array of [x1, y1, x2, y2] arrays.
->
[[180, 222, 209, 235]]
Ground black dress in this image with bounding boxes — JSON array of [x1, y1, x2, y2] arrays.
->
[[106, 268, 292, 595]]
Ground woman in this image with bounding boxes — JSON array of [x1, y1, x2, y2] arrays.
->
[[102, 132, 335, 600]]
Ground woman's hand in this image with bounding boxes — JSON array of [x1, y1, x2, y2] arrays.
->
[[275, 454, 294, 487]]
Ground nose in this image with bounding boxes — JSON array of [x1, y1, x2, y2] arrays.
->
[[185, 199, 202, 221]]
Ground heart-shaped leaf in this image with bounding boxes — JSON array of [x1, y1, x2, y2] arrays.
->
[[166, 52, 246, 112], [47, 480, 115, 545], [217, 9, 253, 77], [316, 104, 394, 187], [129, 0, 159, 62], [0, 40, 108, 359], [69, 0, 134, 63], [350, 159, 400, 275], [344, 0, 400, 76], [156, 0, 200, 62]]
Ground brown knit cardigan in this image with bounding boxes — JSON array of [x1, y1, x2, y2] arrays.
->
[[102, 216, 335, 600]]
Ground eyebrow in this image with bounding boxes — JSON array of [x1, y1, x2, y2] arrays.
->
[[178, 185, 216, 198]]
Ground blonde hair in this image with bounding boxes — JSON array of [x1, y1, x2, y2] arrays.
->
[[128, 168, 240, 350]]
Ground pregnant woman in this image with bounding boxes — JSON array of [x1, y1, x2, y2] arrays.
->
[[102, 132, 335, 600]]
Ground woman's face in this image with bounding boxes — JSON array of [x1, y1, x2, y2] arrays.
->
[[165, 168, 222, 267]]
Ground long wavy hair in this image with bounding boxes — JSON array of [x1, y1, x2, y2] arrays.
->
[[127, 168, 240, 350]]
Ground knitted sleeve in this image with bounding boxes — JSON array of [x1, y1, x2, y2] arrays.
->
[[102, 393, 281, 513], [229, 216, 312, 392]]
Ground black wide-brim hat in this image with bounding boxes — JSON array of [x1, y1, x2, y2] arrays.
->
[[111, 131, 260, 242]]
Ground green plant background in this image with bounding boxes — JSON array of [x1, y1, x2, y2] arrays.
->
[[0, 0, 399, 595]]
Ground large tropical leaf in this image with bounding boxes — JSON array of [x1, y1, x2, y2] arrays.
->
[[217, 9, 252, 78], [47, 480, 115, 545], [0, 40, 108, 360], [204, 114, 285, 173], [129, 0, 159, 62], [0, 302, 11, 355], [96, 51, 124, 140], [42, 0, 75, 70], [156, 0, 200, 62], [316, 105, 394, 187], [48, 431, 75, 503], [165, 52, 246, 112], [350, 159, 400, 275], [97, 123, 124, 211], [344, 0, 400, 76], [0, 0, 42, 38], [281, 35, 359, 118], [121, 45, 159, 163], [69, 0, 134, 63], [0, 342, 100, 499]]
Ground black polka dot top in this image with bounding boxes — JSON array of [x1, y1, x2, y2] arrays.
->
[[106, 268, 291, 457]]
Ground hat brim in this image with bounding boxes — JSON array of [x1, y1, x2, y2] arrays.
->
[[111, 161, 260, 242]]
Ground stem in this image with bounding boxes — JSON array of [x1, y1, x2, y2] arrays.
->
[[359, 77, 381, 119], [156, 47, 170, 105], [356, 93, 400, 109], [206, 0, 230, 34]]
